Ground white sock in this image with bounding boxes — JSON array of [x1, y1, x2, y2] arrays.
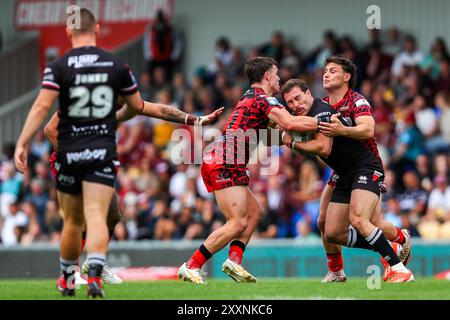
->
[[390, 262, 408, 272]]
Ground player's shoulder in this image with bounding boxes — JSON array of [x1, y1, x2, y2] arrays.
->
[[349, 90, 371, 108], [309, 98, 335, 116]]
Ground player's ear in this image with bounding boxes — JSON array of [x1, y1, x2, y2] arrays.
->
[[95, 24, 100, 36], [344, 72, 351, 83]]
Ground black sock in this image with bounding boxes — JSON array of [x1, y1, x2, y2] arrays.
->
[[199, 244, 212, 260], [347, 226, 373, 250], [229, 240, 246, 251], [86, 253, 106, 278], [82, 231, 87, 241], [365, 228, 401, 266]]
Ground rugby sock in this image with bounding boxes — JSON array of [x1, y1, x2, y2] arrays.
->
[[365, 228, 401, 266], [187, 244, 212, 269], [86, 253, 106, 285], [347, 226, 372, 250], [326, 253, 343, 272], [228, 240, 246, 265], [393, 227, 405, 245], [60, 257, 77, 287]]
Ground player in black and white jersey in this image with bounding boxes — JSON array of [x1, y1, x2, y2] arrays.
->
[[14, 8, 223, 298], [280, 79, 414, 283]]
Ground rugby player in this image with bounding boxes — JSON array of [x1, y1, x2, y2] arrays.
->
[[281, 78, 413, 282], [45, 112, 123, 288], [177, 57, 329, 284], [317, 56, 410, 282], [14, 8, 223, 298]]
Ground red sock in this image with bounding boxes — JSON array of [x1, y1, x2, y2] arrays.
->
[[81, 240, 86, 252], [326, 253, 344, 272], [393, 227, 405, 244], [228, 241, 245, 265], [187, 245, 211, 269]]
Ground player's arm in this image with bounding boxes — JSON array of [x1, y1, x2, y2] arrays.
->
[[117, 91, 224, 125], [14, 89, 59, 173], [283, 130, 333, 158], [319, 113, 375, 140], [268, 107, 319, 133], [43, 112, 59, 149]]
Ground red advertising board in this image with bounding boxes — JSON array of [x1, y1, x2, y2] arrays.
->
[[14, 0, 174, 70]]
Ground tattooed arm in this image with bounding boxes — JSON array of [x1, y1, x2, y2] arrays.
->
[[118, 91, 224, 125]]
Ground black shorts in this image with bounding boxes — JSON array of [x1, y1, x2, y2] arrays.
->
[[331, 168, 384, 204], [55, 147, 118, 194]]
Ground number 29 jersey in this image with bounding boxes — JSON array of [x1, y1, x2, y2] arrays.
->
[[41, 46, 138, 153]]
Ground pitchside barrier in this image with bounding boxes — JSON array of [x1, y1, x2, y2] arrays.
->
[[0, 239, 449, 279]]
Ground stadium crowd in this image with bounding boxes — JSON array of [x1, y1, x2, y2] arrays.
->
[[1, 26, 450, 246]]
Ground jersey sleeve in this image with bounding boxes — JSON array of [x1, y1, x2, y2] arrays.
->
[[119, 64, 138, 96], [351, 98, 373, 119], [262, 96, 284, 116], [41, 61, 61, 92]]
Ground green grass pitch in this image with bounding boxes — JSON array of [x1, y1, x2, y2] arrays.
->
[[0, 278, 449, 300]]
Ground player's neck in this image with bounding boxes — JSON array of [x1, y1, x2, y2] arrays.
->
[[71, 36, 97, 49], [327, 86, 349, 106], [251, 84, 272, 96]]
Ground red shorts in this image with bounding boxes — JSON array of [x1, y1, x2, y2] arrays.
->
[[49, 150, 58, 179], [201, 161, 250, 193]]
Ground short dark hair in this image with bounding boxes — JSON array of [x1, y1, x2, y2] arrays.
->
[[244, 57, 277, 84], [280, 78, 310, 98], [72, 8, 96, 34], [324, 55, 357, 88]]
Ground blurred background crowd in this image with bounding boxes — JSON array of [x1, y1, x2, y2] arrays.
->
[[1, 18, 450, 246]]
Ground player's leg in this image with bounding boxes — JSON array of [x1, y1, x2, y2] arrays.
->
[[349, 188, 413, 282], [81, 193, 123, 284], [82, 181, 114, 297], [178, 185, 250, 284], [57, 190, 84, 296], [370, 196, 412, 280], [318, 184, 346, 282], [222, 187, 260, 282]]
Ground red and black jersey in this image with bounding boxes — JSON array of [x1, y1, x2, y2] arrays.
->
[[322, 89, 382, 165], [41, 46, 138, 153], [205, 87, 283, 166]]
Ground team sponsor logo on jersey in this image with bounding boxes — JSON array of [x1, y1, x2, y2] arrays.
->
[[58, 174, 75, 186], [315, 111, 332, 118], [44, 67, 52, 74], [66, 148, 107, 164], [355, 99, 370, 108], [339, 106, 350, 111], [357, 175, 368, 184], [267, 97, 282, 106]]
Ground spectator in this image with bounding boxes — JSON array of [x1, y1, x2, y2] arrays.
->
[[254, 192, 278, 239], [391, 35, 425, 78], [0, 202, 28, 247], [424, 175, 450, 222], [420, 37, 449, 81], [383, 26, 403, 57], [0, 162, 23, 218], [396, 170, 428, 236], [143, 9, 182, 81], [259, 31, 285, 62]]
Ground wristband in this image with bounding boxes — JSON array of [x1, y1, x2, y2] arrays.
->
[[185, 114, 189, 125], [290, 141, 296, 149], [281, 131, 287, 141]]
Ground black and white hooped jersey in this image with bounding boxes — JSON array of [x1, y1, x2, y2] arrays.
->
[[41, 46, 138, 152]]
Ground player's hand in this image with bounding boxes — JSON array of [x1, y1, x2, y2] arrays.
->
[[14, 144, 28, 174], [318, 113, 346, 137], [281, 131, 294, 148], [195, 107, 225, 126]]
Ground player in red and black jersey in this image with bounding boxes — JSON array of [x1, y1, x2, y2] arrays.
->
[[178, 57, 322, 284], [14, 8, 223, 298], [281, 78, 413, 283], [317, 56, 411, 282]]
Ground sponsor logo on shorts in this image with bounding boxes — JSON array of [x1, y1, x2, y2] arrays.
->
[[94, 171, 115, 180], [66, 148, 107, 164], [215, 172, 231, 183], [358, 175, 368, 184], [58, 174, 75, 186], [373, 170, 383, 182], [54, 162, 61, 172]]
